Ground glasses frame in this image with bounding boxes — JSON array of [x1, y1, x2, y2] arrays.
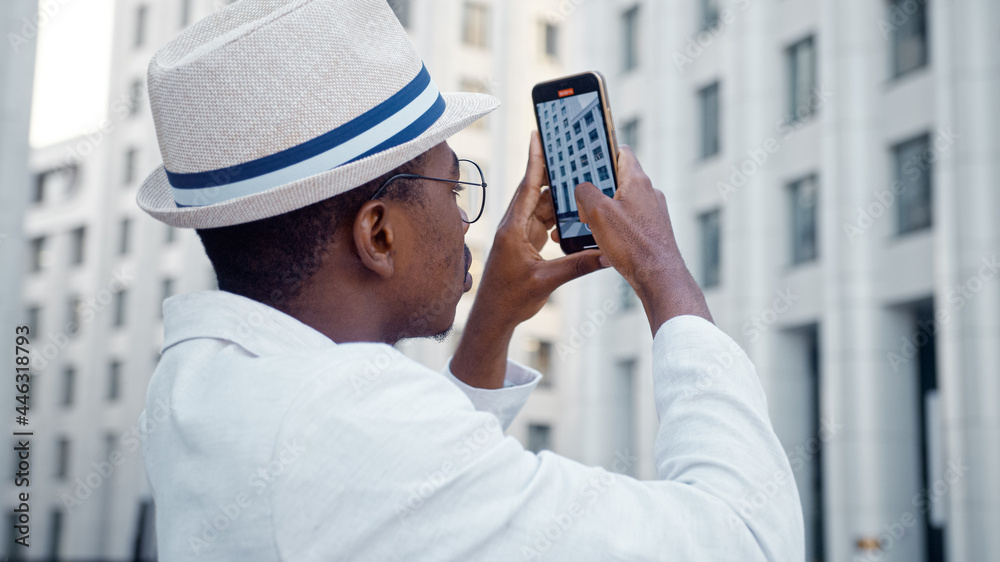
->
[[368, 158, 487, 224]]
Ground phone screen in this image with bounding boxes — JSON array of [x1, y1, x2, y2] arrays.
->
[[535, 90, 616, 246]]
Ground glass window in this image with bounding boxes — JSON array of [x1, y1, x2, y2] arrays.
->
[[593, 146, 604, 161], [563, 118, 568, 128], [597, 166, 609, 181], [580, 154, 589, 167], [388, 0, 411, 28], [113, 290, 127, 327], [61, 367, 74, 407], [70, 226, 86, 265], [565, 131, 571, 142], [66, 296, 81, 337], [699, 209, 721, 288], [119, 218, 131, 255], [130, 79, 143, 116], [527, 424, 551, 453], [570, 161, 577, 172], [180, 0, 192, 28], [894, 134, 933, 233], [622, 5, 639, 71], [577, 138, 585, 151], [612, 359, 637, 475], [462, 3, 490, 48], [556, 137, 561, 148], [28, 236, 47, 273], [108, 361, 122, 401], [567, 145, 574, 156], [541, 21, 558, 59], [559, 165, 565, 176], [698, 82, 720, 158], [584, 112, 595, 126], [588, 129, 599, 142], [700, 0, 720, 31], [573, 122, 581, 135], [787, 36, 817, 123], [525, 338, 553, 385], [572, 176, 579, 186], [789, 175, 818, 264], [890, 0, 928, 78], [134, 5, 147, 48], [583, 171, 593, 183], [124, 147, 139, 184]]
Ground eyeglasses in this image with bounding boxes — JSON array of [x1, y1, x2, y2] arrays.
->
[[368, 158, 487, 224]]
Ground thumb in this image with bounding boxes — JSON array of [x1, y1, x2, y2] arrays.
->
[[538, 249, 609, 292], [574, 182, 610, 225]]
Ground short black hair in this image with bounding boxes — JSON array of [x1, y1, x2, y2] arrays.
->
[[196, 153, 427, 312]]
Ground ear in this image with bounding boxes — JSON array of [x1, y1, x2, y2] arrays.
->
[[352, 200, 396, 279]]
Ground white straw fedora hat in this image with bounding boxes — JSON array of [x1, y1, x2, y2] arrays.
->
[[137, 0, 499, 229]]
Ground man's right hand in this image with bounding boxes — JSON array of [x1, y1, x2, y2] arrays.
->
[[574, 146, 713, 335]]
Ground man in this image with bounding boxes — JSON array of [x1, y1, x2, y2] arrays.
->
[[137, 0, 803, 560]]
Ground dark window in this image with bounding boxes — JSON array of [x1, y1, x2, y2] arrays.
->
[[583, 171, 593, 183], [28, 236, 46, 272], [135, 5, 147, 48], [593, 146, 605, 161], [572, 176, 579, 186], [699, 209, 721, 288], [119, 218, 131, 255], [588, 129, 599, 142], [700, 0, 720, 31], [563, 118, 568, 128], [613, 359, 637, 475], [388, 0, 411, 28], [108, 360, 122, 401], [55, 437, 70, 478], [576, 138, 585, 151], [580, 154, 589, 167], [542, 21, 558, 59], [622, 5, 639, 71], [66, 296, 81, 338], [573, 122, 581, 135], [567, 144, 574, 156], [890, 0, 928, 78], [129, 79, 143, 117], [47, 509, 63, 560], [698, 82, 720, 158], [565, 131, 571, 142], [894, 134, 933, 234], [61, 366, 75, 407], [527, 424, 551, 453], [584, 111, 595, 126], [558, 152, 563, 162], [789, 175, 818, 264], [620, 118, 639, 152], [559, 165, 565, 176], [25, 306, 40, 336], [570, 161, 577, 172], [462, 3, 490, 48], [556, 137, 561, 148], [165, 224, 176, 244], [787, 36, 817, 123], [70, 226, 86, 265], [124, 147, 139, 184], [113, 290, 127, 327], [180, 0, 192, 28], [527, 338, 552, 386], [597, 166, 609, 181]]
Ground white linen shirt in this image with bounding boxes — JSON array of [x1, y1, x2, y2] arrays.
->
[[141, 290, 803, 561]]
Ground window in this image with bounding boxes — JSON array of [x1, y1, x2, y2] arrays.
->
[[66, 295, 81, 337], [789, 176, 818, 265], [580, 154, 589, 167], [134, 5, 147, 48], [108, 361, 122, 401], [559, 165, 565, 177], [388, 0, 411, 28], [165, 224, 176, 244], [563, 118, 568, 129], [547, 144, 552, 154], [621, 5, 639, 71], [612, 359, 637, 475], [556, 137, 561, 148], [894, 134, 933, 233], [583, 171, 593, 183], [25, 306, 40, 335], [570, 161, 577, 172], [561, 105, 566, 116], [541, 21, 558, 59], [787, 36, 817, 123], [129, 79, 144, 117], [700, 0, 720, 31], [119, 218, 131, 255], [70, 226, 86, 265], [558, 152, 563, 162], [573, 122, 581, 135], [124, 147, 139, 184], [113, 290, 127, 327], [592, 146, 604, 161], [588, 129, 599, 143], [567, 145, 574, 157], [47, 509, 64, 560], [620, 118, 639, 152], [548, 156, 554, 167], [577, 138, 585, 151], [180, 0, 192, 28], [555, 125, 559, 135], [890, 0, 928, 78], [584, 111, 595, 126], [61, 367, 75, 406], [565, 131, 571, 142], [28, 236, 47, 273], [572, 176, 579, 186], [462, 3, 490, 48], [161, 278, 176, 317], [699, 209, 721, 288], [597, 166, 609, 181], [698, 82, 720, 158], [527, 424, 552, 453], [525, 338, 553, 386]]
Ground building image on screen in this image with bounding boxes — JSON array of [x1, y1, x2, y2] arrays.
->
[[537, 91, 615, 239]]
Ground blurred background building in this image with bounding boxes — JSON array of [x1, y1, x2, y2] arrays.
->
[[2, 0, 997, 561]]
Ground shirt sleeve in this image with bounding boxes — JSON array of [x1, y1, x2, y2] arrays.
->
[[439, 356, 542, 431], [271, 317, 804, 561]]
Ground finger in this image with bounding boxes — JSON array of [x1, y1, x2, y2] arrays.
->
[[550, 228, 560, 243], [536, 249, 609, 293], [509, 131, 547, 222], [527, 216, 549, 251], [574, 181, 613, 225], [532, 187, 557, 230]]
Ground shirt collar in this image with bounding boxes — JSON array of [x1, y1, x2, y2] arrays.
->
[[161, 290, 336, 356]]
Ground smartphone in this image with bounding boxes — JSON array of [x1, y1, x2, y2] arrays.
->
[[532, 71, 619, 254]]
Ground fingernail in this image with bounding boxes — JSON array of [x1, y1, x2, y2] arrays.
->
[[599, 255, 610, 268]]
